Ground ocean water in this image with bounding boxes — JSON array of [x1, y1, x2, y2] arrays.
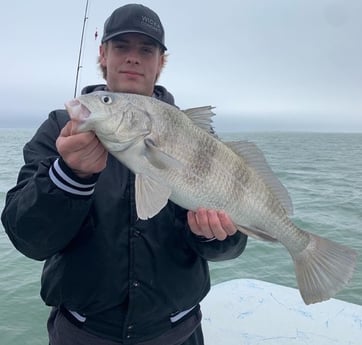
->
[[0, 128, 361, 344]]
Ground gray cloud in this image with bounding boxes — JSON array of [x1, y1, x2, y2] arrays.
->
[[1, 0, 361, 131]]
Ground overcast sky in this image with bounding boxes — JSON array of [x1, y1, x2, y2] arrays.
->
[[1, 0, 361, 132]]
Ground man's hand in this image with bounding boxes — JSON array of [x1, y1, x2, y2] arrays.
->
[[187, 208, 237, 241], [56, 121, 108, 178]]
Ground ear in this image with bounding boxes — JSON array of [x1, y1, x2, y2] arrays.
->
[[99, 44, 107, 67], [157, 53, 165, 75]]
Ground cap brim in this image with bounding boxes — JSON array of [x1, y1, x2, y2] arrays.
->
[[102, 30, 167, 51]]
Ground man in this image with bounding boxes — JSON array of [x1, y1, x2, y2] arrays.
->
[[1, 4, 247, 345]]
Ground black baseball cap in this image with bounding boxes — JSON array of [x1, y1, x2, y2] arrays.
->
[[101, 4, 167, 51]]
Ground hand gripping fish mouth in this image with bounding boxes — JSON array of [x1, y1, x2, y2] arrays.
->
[[65, 92, 153, 152]]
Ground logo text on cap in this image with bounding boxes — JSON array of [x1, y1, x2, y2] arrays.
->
[[141, 16, 161, 32]]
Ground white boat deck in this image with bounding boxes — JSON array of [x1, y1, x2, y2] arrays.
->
[[201, 279, 362, 345]]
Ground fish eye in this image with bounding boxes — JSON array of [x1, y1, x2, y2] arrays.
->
[[101, 95, 113, 105]]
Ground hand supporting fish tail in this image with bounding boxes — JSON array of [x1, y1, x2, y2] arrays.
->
[[187, 208, 237, 241]]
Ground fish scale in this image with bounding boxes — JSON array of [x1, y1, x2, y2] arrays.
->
[[66, 91, 357, 305]]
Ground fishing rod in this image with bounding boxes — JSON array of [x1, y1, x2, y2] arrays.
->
[[74, 0, 89, 97]]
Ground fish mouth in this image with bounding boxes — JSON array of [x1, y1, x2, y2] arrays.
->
[[65, 99, 91, 122]]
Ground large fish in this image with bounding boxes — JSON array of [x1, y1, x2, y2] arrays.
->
[[65, 91, 357, 305]]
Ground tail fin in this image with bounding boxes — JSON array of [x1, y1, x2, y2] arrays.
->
[[292, 231, 357, 305]]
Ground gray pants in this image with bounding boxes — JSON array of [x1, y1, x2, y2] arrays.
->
[[48, 308, 204, 345]]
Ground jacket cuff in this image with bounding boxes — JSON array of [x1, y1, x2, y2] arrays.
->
[[49, 158, 98, 197]]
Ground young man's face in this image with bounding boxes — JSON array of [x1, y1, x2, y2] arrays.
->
[[99, 33, 165, 96]]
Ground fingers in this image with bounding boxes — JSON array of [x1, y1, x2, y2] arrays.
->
[[217, 211, 237, 236], [56, 121, 108, 177], [187, 208, 237, 241], [75, 138, 108, 173], [187, 209, 214, 239], [59, 120, 73, 137]]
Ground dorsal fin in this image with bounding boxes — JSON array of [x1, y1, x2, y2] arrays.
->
[[183, 106, 216, 134], [226, 140, 293, 215]]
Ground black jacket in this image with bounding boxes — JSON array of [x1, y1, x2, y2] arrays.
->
[[1, 85, 247, 342]]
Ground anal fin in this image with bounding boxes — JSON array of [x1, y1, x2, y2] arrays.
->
[[236, 224, 278, 242]]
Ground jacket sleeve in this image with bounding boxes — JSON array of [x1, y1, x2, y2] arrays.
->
[[185, 228, 248, 262], [1, 110, 98, 261]]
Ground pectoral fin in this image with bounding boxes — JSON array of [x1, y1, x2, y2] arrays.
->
[[135, 174, 172, 219]]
